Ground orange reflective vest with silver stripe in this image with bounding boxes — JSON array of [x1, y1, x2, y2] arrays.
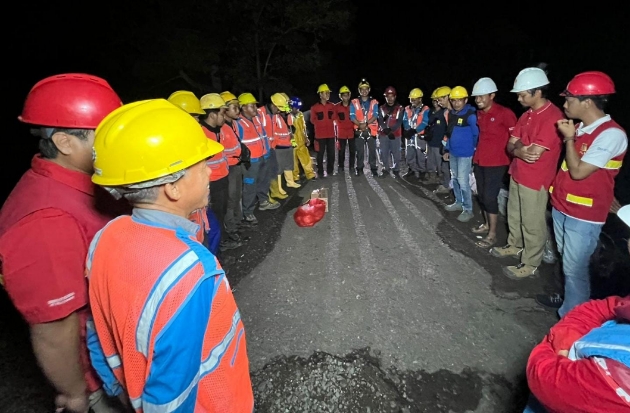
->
[[201, 125, 229, 181], [270, 113, 292, 148], [550, 119, 626, 223], [86, 213, 254, 412], [351, 98, 379, 135], [220, 123, 242, 167], [256, 107, 275, 149], [236, 115, 267, 159]]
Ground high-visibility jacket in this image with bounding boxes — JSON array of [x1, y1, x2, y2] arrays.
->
[[350, 98, 379, 135], [236, 115, 267, 159], [550, 119, 626, 223], [201, 124, 229, 181], [221, 122, 242, 167], [257, 107, 275, 149], [86, 211, 253, 413], [288, 112, 308, 147]]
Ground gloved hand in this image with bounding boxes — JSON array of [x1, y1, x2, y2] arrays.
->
[[291, 138, 297, 148], [382, 127, 392, 135], [403, 129, 415, 139], [387, 132, 395, 140]]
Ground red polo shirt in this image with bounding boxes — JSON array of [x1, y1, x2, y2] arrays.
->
[[508, 101, 564, 190], [334, 102, 355, 139], [0, 155, 126, 392], [473, 102, 517, 167], [310, 101, 337, 138]]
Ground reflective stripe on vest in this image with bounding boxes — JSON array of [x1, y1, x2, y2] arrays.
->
[[201, 127, 229, 180], [272, 114, 292, 147], [220, 124, 241, 166], [351, 98, 378, 135], [237, 117, 266, 159]]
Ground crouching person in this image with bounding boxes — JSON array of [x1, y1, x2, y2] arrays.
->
[[86, 99, 254, 412]]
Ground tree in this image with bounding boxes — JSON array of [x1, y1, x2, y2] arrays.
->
[[223, 0, 355, 100]]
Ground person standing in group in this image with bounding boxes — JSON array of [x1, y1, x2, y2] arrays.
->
[[470, 77, 517, 248], [403, 88, 430, 179], [310, 84, 337, 177], [430, 86, 453, 193], [350, 78, 379, 176], [288, 96, 316, 182], [0, 74, 125, 413], [335, 86, 356, 173], [536, 71, 628, 316], [492, 67, 564, 280], [442, 86, 478, 223], [378, 86, 404, 178]]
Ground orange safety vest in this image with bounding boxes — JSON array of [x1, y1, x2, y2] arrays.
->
[[220, 123, 242, 167], [87, 214, 254, 412], [257, 107, 275, 149], [404, 105, 430, 135], [201, 125, 229, 181], [351, 98, 379, 135], [550, 119, 626, 223], [270, 113, 292, 148], [236, 116, 267, 159]]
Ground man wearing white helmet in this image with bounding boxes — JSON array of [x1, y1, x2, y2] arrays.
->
[[492, 67, 564, 280], [470, 78, 517, 248]]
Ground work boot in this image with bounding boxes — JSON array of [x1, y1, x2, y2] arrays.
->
[[355, 168, 363, 176], [491, 244, 523, 258], [393, 171, 400, 178], [403, 169, 415, 178], [259, 200, 280, 210], [269, 177, 287, 199], [277, 175, 287, 195], [503, 263, 538, 280], [284, 171, 301, 188], [434, 184, 450, 194], [371, 170, 378, 177], [220, 238, 243, 252], [243, 213, 258, 225], [422, 172, 437, 184]]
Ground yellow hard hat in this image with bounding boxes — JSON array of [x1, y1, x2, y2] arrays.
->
[[449, 86, 469, 99], [339, 85, 351, 94], [280, 93, 290, 101], [92, 99, 223, 187], [167, 90, 204, 115], [317, 84, 331, 93], [270, 93, 289, 108], [220, 91, 238, 103], [358, 78, 370, 89], [200, 93, 227, 110], [409, 88, 424, 99], [431, 86, 452, 99], [238, 92, 258, 107]]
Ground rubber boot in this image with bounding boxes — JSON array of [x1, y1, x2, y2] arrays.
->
[[277, 175, 287, 195], [284, 170, 301, 188], [269, 177, 288, 199]]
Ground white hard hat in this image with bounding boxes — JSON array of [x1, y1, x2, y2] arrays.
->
[[471, 78, 498, 96], [618, 205, 630, 227], [511, 67, 550, 93]]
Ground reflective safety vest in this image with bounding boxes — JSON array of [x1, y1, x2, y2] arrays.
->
[[86, 215, 254, 413], [351, 98, 379, 135], [201, 125, 229, 181], [288, 112, 308, 146], [257, 107, 274, 150], [270, 113, 292, 148], [550, 119, 626, 223], [220, 123, 242, 167], [405, 105, 429, 135], [236, 116, 267, 159]]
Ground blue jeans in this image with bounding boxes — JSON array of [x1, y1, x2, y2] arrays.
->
[[552, 207, 603, 318], [450, 155, 473, 212]]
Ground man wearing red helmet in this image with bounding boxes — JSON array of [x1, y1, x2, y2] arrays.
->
[[536, 71, 628, 317], [0, 74, 125, 412]]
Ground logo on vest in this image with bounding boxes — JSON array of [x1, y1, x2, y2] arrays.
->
[[457, 119, 463, 125], [491, 117, 495, 122], [580, 143, 588, 156]]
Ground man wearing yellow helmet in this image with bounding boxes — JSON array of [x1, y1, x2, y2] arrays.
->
[[87, 99, 254, 412], [428, 86, 453, 193], [402, 88, 430, 179], [335, 86, 356, 173], [310, 84, 337, 177], [350, 79, 379, 176]]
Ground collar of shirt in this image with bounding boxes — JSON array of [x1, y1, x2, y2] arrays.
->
[[132, 208, 200, 236], [530, 101, 552, 116], [31, 154, 95, 196], [577, 114, 612, 135]]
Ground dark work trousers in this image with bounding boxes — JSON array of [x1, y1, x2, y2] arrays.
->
[[209, 175, 229, 242], [316, 137, 336, 175], [225, 164, 243, 236], [338, 138, 356, 170]]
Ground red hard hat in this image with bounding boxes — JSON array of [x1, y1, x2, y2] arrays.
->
[[19, 73, 122, 128], [560, 71, 615, 97], [384, 86, 397, 96], [293, 198, 326, 227]]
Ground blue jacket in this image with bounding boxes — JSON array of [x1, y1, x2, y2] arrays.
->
[[445, 104, 478, 157]]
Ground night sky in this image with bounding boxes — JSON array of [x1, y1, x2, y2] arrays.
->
[[3, 3, 629, 200]]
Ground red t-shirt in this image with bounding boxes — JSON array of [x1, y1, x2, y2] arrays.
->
[[508, 101, 564, 190], [473, 103, 517, 167], [310, 101, 336, 138]]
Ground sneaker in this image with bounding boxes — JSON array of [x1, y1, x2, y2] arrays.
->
[[220, 239, 242, 252], [490, 244, 523, 258], [503, 263, 539, 280], [444, 202, 463, 212], [536, 293, 564, 309], [434, 185, 450, 194], [457, 210, 474, 222], [259, 200, 281, 210], [243, 214, 258, 225]]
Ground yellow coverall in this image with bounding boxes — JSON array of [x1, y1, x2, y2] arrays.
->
[[289, 111, 315, 180]]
